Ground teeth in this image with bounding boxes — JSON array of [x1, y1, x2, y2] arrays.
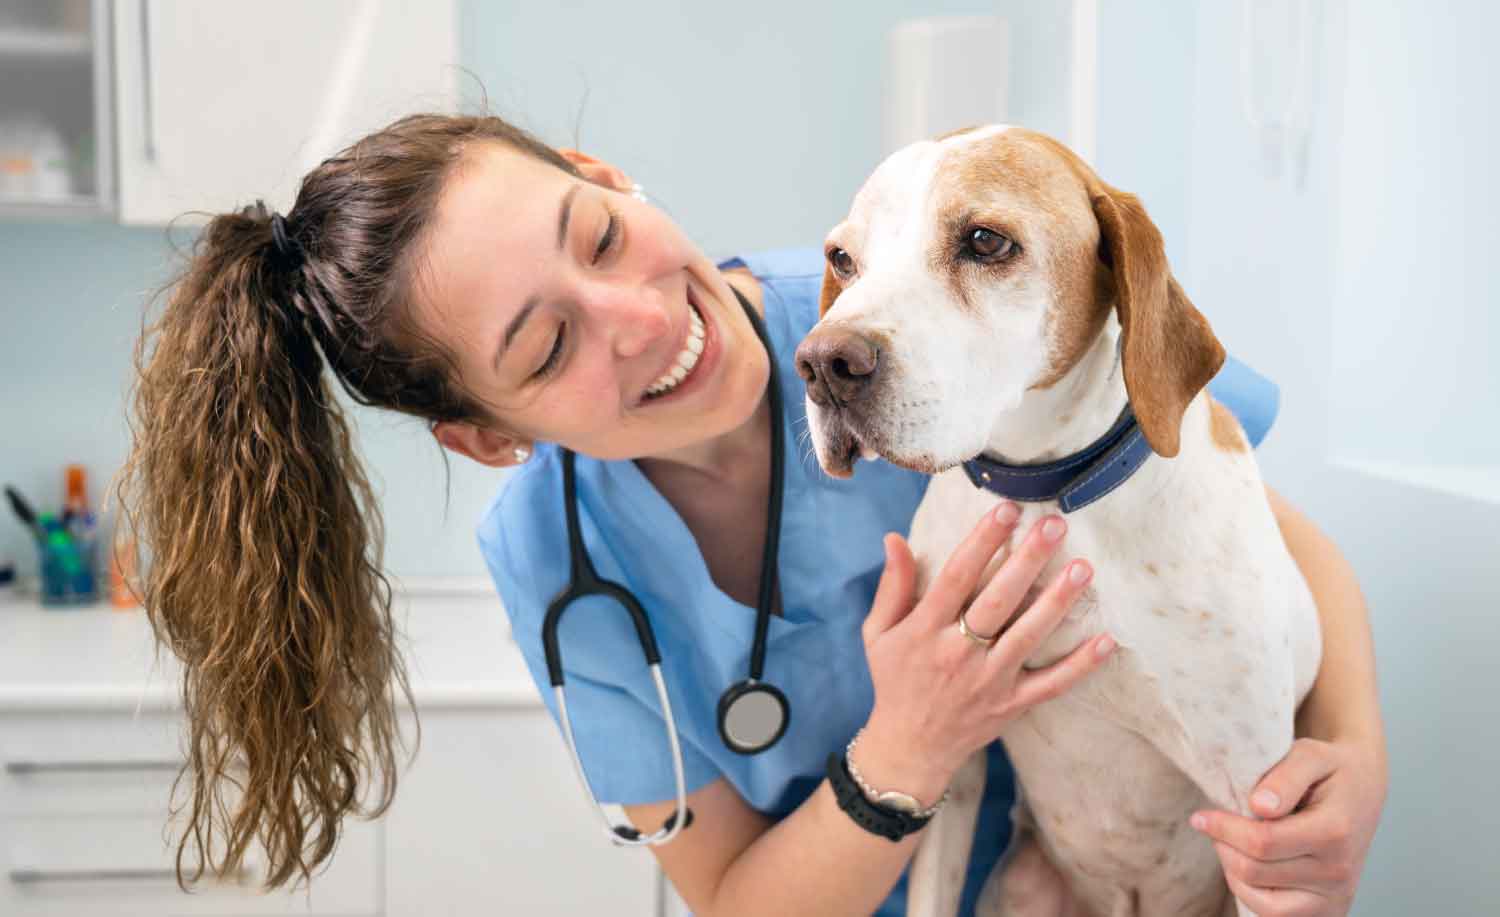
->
[[645, 305, 706, 397], [860, 445, 879, 462]]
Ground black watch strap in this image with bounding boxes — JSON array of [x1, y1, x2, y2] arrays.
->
[[825, 752, 932, 842]]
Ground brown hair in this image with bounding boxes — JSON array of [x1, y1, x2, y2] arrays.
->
[[117, 114, 578, 889]]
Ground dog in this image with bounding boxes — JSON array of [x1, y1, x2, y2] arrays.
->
[[794, 126, 1322, 917]]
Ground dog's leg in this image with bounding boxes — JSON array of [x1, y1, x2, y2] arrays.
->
[[975, 820, 1086, 917], [907, 749, 986, 917]]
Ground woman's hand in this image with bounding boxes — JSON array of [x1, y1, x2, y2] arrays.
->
[[852, 502, 1116, 802], [1191, 735, 1388, 916]]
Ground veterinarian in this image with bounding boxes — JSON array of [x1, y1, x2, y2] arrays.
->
[[123, 114, 1387, 915]]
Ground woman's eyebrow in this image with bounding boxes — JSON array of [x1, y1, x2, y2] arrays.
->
[[556, 183, 580, 251], [493, 184, 583, 372], [496, 296, 540, 371]]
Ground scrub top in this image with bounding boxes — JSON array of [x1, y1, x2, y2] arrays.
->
[[478, 247, 1280, 916]]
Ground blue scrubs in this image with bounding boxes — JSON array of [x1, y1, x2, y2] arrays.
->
[[478, 247, 1279, 916]]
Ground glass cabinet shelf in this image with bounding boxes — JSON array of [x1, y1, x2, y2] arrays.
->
[[0, 1, 113, 218]]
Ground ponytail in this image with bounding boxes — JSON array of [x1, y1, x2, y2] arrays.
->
[[119, 205, 412, 889], [119, 111, 581, 891]]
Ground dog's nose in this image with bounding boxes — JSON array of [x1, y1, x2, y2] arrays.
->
[[795, 327, 879, 407]]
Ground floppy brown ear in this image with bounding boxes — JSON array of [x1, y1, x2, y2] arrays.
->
[[818, 263, 840, 317], [1092, 187, 1225, 457]]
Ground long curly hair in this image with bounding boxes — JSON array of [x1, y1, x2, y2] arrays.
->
[[117, 114, 578, 890]]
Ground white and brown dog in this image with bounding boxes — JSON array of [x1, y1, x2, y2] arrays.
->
[[795, 126, 1322, 917]]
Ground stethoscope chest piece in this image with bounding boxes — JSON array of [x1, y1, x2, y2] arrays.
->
[[717, 679, 789, 755]]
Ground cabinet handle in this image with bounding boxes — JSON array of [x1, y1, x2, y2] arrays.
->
[[139, 0, 157, 162], [9, 866, 251, 884], [5, 759, 181, 775]]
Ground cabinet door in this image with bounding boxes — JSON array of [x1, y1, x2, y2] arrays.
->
[[384, 708, 659, 917], [111, 0, 455, 225]]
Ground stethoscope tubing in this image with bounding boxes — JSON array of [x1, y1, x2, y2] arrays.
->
[[555, 666, 690, 847]]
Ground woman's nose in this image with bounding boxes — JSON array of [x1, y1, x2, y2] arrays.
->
[[587, 282, 670, 359]]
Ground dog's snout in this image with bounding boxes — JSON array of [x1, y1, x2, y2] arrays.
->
[[795, 327, 880, 407]]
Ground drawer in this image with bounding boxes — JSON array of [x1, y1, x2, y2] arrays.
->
[[0, 711, 380, 915], [0, 712, 183, 815], [0, 808, 381, 916]]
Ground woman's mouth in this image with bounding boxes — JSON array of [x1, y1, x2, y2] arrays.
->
[[643, 301, 706, 398]]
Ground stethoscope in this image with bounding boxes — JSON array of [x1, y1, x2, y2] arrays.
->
[[541, 288, 788, 846]]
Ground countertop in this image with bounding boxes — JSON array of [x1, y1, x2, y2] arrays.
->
[[0, 584, 545, 712]]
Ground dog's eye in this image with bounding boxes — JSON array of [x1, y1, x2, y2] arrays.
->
[[826, 247, 857, 279], [965, 228, 1016, 261]]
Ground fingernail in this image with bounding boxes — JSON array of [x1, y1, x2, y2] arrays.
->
[[1190, 813, 1207, 832], [994, 502, 1020, 524], [1042, 517, 1066, 541], [1253, 789, 1280, 811], [1069, 561, 1091, 585], [1094, 634, 1115, 656]]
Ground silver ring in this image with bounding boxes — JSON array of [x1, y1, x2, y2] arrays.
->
[[957, 608, 1000, 648]]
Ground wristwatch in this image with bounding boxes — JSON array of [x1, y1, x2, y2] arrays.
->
[[825, 730, 948, 842], [844, 730, 948, 819]]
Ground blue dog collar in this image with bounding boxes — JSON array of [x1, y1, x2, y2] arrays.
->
[[960, 406, 1154, 514]]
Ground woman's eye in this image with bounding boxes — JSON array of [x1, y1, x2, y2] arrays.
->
[[593, 208, 620, 264], [827, 247, 856, 278], [533, 323, 566, 380], [964, 228, 1016, 261]]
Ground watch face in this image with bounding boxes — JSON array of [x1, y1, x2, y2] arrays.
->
[[874, 790, 923, 815]]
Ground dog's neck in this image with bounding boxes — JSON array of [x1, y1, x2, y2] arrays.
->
[[982, 318, 1129, 466]]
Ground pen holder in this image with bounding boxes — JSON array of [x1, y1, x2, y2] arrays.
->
[[37, 532, 98, 607]]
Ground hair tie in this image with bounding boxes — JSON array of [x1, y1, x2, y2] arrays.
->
[[258, 200, 305, 271]]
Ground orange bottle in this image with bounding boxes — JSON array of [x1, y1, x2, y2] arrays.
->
[[109, 534, 140, 609]]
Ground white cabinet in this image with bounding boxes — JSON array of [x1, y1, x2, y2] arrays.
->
[[0, 710, 381, 916], [111, 0, 456, 224], [0, 596, 665, 917], [384, 709, 659, 917]]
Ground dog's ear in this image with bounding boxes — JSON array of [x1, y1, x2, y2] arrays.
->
[[1092, 187, 1225, 457], [818, 262, 840, 317]]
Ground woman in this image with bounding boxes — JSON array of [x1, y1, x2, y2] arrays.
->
[[122, 114, 1386, 915]]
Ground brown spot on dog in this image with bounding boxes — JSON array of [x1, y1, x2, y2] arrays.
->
[[926, 129, 1226, 449], [1210, 396, 1249, 453], [926, 129, 1112, 382], [1198, 610, 1213, 622], [1144, 562, 1160, 576], [817, 262, 840, 317]]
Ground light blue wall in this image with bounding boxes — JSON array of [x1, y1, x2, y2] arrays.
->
[[2, 0, 1067, 579]]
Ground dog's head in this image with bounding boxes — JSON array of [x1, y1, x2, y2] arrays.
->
[[795, 126, 1225, 478]]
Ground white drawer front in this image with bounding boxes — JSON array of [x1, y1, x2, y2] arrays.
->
[[0, 809, 380, 916], [0, 711, 380, 915], [0, 712, 183, 815]]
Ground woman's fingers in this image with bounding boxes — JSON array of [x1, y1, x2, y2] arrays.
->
[[1005, 631, 1115, 710], [864, 534, 917, 644], [911, 502, 1022, 631], [962, 514, 1070, 638], [985, 557, 1093, 670]]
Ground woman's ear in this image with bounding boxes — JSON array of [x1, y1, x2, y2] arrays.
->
[[432, 421, 531, 468], [557, 149, 632, 193]]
